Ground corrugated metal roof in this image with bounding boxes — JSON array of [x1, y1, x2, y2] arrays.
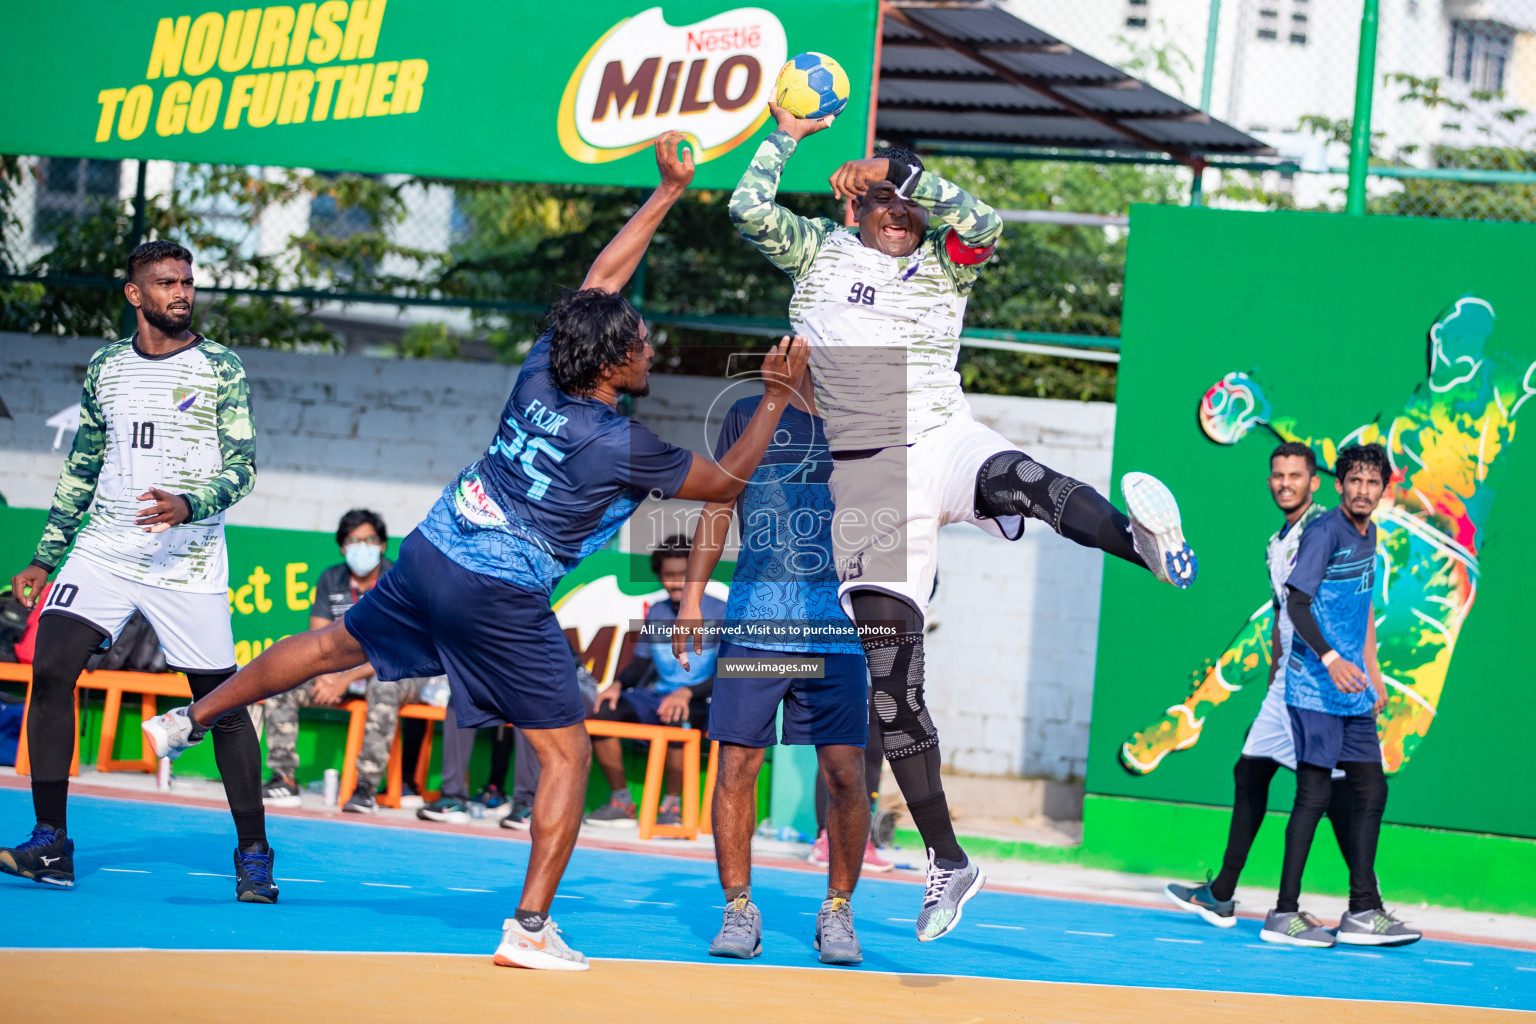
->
[[877, 1, 1272, 162]]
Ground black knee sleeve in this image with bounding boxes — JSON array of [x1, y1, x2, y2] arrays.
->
[[863, 632, 937, 761], [974, 451, 1087, 533]]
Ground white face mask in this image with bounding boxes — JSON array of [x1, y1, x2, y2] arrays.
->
[[345, 542, 382, 576]]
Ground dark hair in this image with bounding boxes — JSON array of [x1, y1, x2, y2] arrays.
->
[[1335, 443, 1391, 486], [649, 533, 691, 576], [546, 288, 645, 396], [336, 508, 387, 547], [127, 240, 193, 283], [1270, 441, 1316, 476], [873, 145, 924, 174]]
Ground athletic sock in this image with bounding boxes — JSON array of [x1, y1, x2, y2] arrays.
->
[[231, 809, 267, 850], [826, 887, 852, 903], [32, 779, 69, 833], [724, 885, 751, 904], [514, 908, 548, 931], [906, 793, 965, 867]]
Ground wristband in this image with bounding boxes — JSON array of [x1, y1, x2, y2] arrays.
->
[[885, 158, 922, 199], [1321, 650, 1339, 667]]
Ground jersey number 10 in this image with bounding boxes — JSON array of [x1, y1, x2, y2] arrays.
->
[[130, 421, 156, 449]]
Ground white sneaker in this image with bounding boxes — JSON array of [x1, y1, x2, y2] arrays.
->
[[1122, 472, 1198, 589], [141, 706, 207, 761], [492, 916, 590, 971]]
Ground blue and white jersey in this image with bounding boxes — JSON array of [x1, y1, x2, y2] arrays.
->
[[632, 594, 728, 693], [1284, 506, 1379, 716], [1266, 501, 1329, 681], [418, 335, 693, 594], [716, 396, 862, 655]]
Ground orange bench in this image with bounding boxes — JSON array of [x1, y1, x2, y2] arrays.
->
[[584, 719, 702, 841], [4, 663, 195, 777]]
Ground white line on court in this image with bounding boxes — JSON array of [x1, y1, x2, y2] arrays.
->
[[282, 878, 325, 883], [448, 888, 495, 893], [887, 918, 917, 923], [188, 872, 233, 878], [1065, 930, 1113, 937], [975, 924, 1023, 931], [1155, 938, 1201, 944], [362, 883, 411, 888], [1517, 966, 1536, 972], [1336, 951, 1383, 958], [1426, 959, 1474, 966], [101, 868, 149, 873], [553, 894, 583, 899], [623, 899, 674, 906]]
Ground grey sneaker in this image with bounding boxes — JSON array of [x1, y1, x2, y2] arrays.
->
[[657, 801, 682, 827], [584, 796, 638, 827], [916, 849, 986, 942], [1260, 909, 1337, 947], [814, 897, 863, 965], [492, 917, 589, 972], [342, 783, 377, 815], [708, 896, 763, 959], [141, 705, 207, 760], [1122, 472, 1198, 588], [1336, 908, 1422, 947], [1165, 874, 1236, 928]]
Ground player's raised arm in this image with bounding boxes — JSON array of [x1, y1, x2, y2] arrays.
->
[[13, 351, 112, 606], [582, 131, 695, 294], [672, 337, 809, 502], [729, 102, 835, 279]]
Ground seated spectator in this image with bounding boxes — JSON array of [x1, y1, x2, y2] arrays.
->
[[586, 535, 722, 827], [263, 509, 423, 809]]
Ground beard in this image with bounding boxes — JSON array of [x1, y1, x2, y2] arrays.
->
[[141, 300, 193, 334], [618, 381, 651, 399]]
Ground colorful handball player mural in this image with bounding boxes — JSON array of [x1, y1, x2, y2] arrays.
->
[[1121, 296, 1535, 776]]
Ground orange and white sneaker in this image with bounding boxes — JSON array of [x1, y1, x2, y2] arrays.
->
[[492, 916, 590, 971], [862, 837, 894, 873]]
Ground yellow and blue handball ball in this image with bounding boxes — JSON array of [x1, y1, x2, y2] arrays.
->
[[775, 51, 850, 120]]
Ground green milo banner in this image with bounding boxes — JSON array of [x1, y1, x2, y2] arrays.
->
[[0, 1, 877, 191], [1091, 205, 1536, 841]]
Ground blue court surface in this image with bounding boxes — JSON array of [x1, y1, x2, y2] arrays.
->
[[2, 789, 1532, 1013]]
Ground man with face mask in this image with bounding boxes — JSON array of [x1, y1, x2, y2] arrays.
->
[[3, 240, 275, 903], [731, 105, 1200, 942]]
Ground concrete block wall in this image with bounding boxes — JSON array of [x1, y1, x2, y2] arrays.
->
[[0, 335, 1116, 781]]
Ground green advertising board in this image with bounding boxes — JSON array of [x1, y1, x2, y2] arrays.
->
[[1091, 205, 1536, 840], [0, 1, 877, 191]]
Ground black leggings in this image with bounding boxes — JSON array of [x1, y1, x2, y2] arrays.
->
[[1278, 761, 1387, 913], [1210, 756, 1363, 903], [28, 614, 265, 846]]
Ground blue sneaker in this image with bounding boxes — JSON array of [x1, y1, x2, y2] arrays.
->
[[1123, 472, 1198, 588], [476, 786, 508, 811], [1165, 873, 1236, 928], [0, 824, 74, 887], [234, 845, 280, 903]]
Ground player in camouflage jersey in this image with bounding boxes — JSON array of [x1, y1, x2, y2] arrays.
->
[[731, 104, 1199, 941], [2, 240, 276, 902]]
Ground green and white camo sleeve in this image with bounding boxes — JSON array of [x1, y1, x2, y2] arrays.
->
[[911, 172, 1003, 293], [729, 130, 834, 280], [179, 345, 257, 522], [31, 345, 115, 571]]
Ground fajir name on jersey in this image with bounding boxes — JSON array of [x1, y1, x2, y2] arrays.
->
[[523, 399, 569, 437]]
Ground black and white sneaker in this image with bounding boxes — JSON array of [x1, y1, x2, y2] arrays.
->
[[417, 797, 471, 824], [343, 783, 378, 814], [499, 801, 533, 830], [262, 777, 302, 809], [0, 824, 75, 887]]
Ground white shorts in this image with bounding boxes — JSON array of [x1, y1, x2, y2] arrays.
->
[[1241, 683, 1345, 779], [830, 412, 1023, 623], [40, 556, 237, 672]]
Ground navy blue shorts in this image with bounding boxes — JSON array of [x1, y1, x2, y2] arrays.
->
[[590, 686, 708, 731], [707, 642, 868, 748], [1287, 706, 1381, 770], [343, 530, 582, 731]]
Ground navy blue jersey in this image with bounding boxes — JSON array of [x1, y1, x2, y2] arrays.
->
[[1284, 506, 1379, 716], [418, 335, 693, 594], [716, 396, 861, 655]]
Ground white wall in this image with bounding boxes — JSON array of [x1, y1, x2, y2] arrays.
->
[[0, 335, 1116, 781]]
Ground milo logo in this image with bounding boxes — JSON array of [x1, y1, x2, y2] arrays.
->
[[558, 6, 785, 165]]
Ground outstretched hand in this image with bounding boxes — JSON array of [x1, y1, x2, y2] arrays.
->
[[768, 100, 834, 143], [760, 336, 810, 406], [654, 130, 695, 193]]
